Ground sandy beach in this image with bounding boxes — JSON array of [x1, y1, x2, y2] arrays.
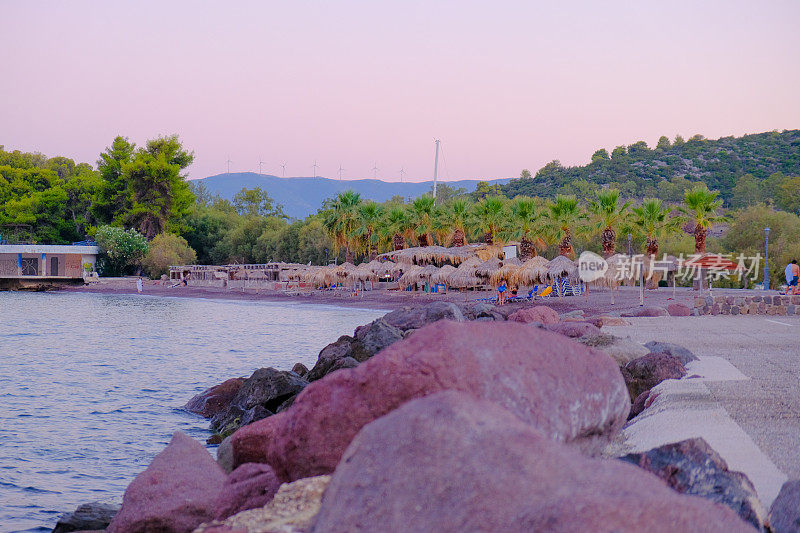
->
[[61, 276, 762, 316]]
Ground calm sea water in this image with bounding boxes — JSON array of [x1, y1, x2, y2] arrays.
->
[[0, 292, 385, 533]]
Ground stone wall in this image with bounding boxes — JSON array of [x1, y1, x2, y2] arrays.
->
[[693, 294, 799, 316]]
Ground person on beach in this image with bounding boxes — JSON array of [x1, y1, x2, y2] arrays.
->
[[785, 260, 799, 295], [136, 276, 143, 293], [497, 280, 506, 306]]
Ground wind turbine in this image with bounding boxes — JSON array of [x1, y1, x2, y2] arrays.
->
[[372, 162, 379, 179], [258, 157, 265, 176], [338, 164, 344, 180], [226, 156, 233, 174], [280, 161, 286, 177], [399, 167, 406, 183], [312, 160, 319, 178]]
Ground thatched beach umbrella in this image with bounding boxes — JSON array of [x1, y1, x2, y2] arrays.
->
[[431, 264, 457, 285], [366, 259, 394, 278], [447, 256, 483, 289], [335, 262, 356, 278], [349, 262, 378, 282], [490, 262, 522, 287], [546, 255, 579, 282], [475, 257, 502, 279], [513, 256, 550, 287], [397, 264, 423, 288]]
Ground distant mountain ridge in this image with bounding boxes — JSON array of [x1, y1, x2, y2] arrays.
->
[[195, 173, 511, 219]]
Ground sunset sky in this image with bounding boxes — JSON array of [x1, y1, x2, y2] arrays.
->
[[2, 1, 799, 182]]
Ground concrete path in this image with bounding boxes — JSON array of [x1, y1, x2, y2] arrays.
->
[[607, 316, 800, 507]]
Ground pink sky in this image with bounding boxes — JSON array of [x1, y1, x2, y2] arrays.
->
[[2, 1, 799, 182]]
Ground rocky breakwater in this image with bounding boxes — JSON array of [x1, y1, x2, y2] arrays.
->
[[313, 391, 753, 532], [65, 301, 767, 532], [224, 319, 632, 480]]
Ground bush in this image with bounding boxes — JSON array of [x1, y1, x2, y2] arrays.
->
[[95, 225, 149, 276], [142, 233, 197, 279]]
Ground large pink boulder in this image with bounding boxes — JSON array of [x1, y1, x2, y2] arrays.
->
[[508, 305, 560, 325], [107, 432, 226, 533], [667, 303, 693, 316], [185, 378, 246, 418], [229, 321, 629, 480], [213, 463, 282, 520], [547, 321, 601, 338], [313, 391, 753, 532]]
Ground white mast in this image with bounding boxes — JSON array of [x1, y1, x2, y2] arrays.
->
[[432, 139, 440, 205], [280, 161, 286, 177], [258, 157, 264, 175], [372, 162, 379, 179], [312, 160, 319, 178], [338, 164, 344, 180], [226, 156, 232, 174], [399, 167, 406, 183]]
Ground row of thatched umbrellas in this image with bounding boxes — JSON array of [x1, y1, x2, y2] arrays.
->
[[284, 245, 602, 290]]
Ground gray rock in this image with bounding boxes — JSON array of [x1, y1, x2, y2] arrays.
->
[[382, 301, 464, 330], [328, 356, 359, 372], [579, 334, 649, 366], [291, 363, 309, 377], [52, 501, 119, 533], [620, 438, 766, 530], [351, 318, 403, 361], [211, 368, 307, 431], [305, 335, 356, 382], [239, 405, 273, 427], [644, 341, 700, 365], [769, 479, 800, 533]]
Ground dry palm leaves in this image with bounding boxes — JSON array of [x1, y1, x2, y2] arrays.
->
[[546, 255, 578, 282], [513, 256, 550, 286]]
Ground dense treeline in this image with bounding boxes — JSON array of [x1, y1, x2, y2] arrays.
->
[[500, 130, 800, 208], [2, 131, 799, 286]]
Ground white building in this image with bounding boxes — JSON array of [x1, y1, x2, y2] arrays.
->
[[0, 244, 99, 279]]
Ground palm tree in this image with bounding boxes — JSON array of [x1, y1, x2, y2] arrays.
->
[[545, 195, 585, 257], [632, 198, 680, 256], [447, 199, 471, 247], [354, 201, 383, 260], [680, 185, 726, 254], [472, 196, 506, 245], [504, 197, 544, 259], [410, 196, 436, 246], [383, 205, 410, 251], [588, 189, 631, 257], [323, 190, 362, 263]]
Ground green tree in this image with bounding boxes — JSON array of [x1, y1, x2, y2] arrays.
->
[[591, 149, 610, 163], [730, 174, 762, 208], [632, 199, 679, 256], [95, 136, 136, 223], [656, 136, 672, 150], [354, 201, 384, 259], [775, 176, 800, 213], [95, 225, 149, 276], [383, 205, 411, 251], [505, 197, 543, 259], [472, 196, 506, 245], [545, 195, 585, 257], [409, 195, 436, 246], [447, 199, 472, 247], [680, 185, 727, 253], [323, 190, 362, 263], [233, 187, 285, 218], [520, 168, 533, 179], [588, 189, 631, 256], [142, 233, 197, 278]]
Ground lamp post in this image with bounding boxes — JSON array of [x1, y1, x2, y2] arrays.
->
[[764, 227, 770, 290]]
